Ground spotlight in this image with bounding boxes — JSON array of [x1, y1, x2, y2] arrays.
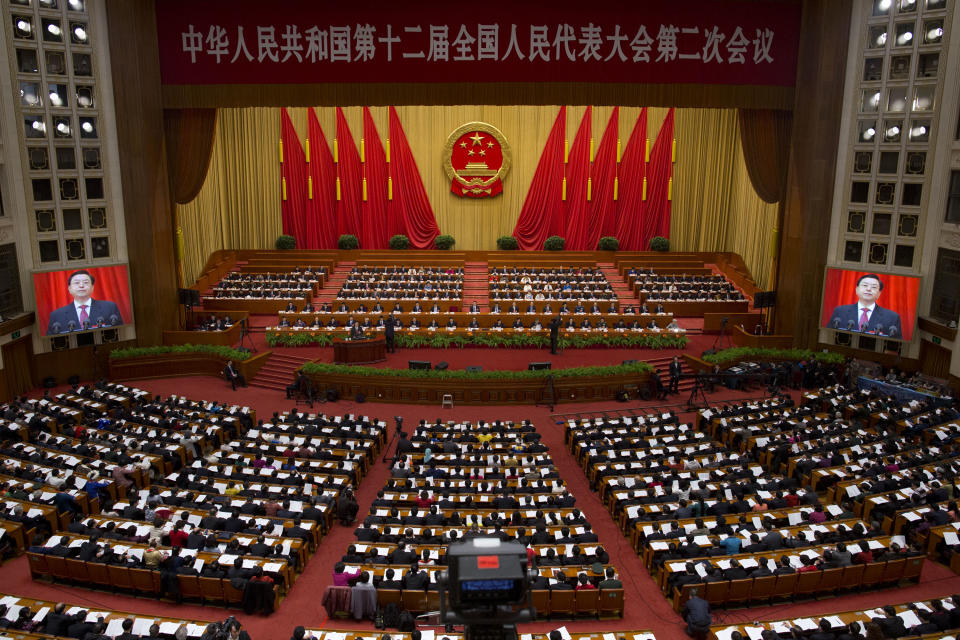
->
[[863, 127, 876, 140], [885, 125, 900, 137], [72, 25, 87, 43], [876, 32, 887, 46], [878, 0, 891, 10], [56, 122, 70, 135], [15, 19, 32, 36], [46, 23, 61, 37], [81, 121, 93, 133], [909, 125, 926, 138], [49, 90, 62, 106], [896, 31, 913, 44], [927, 27, 942, 41], [31, 119, 45, 131]]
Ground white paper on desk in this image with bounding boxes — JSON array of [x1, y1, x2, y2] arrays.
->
[[634, 635, 656, 640], [242, 559, 258, 569], [794, 618, 818, 631], [743, 627, 765, 640], [945, 531, 960, 546], [218, 553, 238, 565], [714, 627, 741, 640], [550, 626, 572, 640], [787, 511, 803, 525], [770, 622, 792, 635], [899, 610, 922, 628], [106, 619, 126, 637], [846, 485, 861, 497], [823, 616, 845, 628], [187, 623, 208, 637], [133, 618, 156, 636], [740, 558, 759, 569], [193, 558, 204, 572], [868, 540, 886, 550], [159, 622, 182, 635], [695, 564, 708, 578], [891, 535, 906, 548], [520, 636, 534, 640]]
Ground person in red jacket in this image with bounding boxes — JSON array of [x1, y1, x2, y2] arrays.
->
[[168, 522, 188, 548]]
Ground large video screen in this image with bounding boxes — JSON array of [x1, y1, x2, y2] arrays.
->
[[820, 268, 920, 342], [33, 265, 133, 336]]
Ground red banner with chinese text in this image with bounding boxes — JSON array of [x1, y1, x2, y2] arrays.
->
[[156, 0, 801, 87]]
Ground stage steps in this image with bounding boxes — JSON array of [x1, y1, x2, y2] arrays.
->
[[313, 261, 355, 304], [597, 262, 637, 303], [645, 354, 697, 393], [461, 261, 490, 311], [248, 352, 312, 391]]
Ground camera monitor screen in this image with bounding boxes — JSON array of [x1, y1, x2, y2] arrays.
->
[[820, 268, 919, 342], [34, 264, 133, 336]]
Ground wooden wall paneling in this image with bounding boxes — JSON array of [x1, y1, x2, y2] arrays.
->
[[774, 0, 853, 347], [104, 1, 179, 346], [920, 339, 952, 379]]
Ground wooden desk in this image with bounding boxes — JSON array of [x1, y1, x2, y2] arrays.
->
[[333, 336, 387, 365]]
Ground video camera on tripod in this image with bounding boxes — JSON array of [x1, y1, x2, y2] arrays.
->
[[437, 538, 535, 640]]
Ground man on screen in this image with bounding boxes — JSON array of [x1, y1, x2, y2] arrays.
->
[[46, 270, 123, 335], [827, 273, 902, 337]]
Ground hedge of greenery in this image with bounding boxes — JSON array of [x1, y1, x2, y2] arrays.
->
[[702, 347, 845, 365], [301, 359, 653, 380], [265, 330, 688, 350], [109, 344, 250, 361]]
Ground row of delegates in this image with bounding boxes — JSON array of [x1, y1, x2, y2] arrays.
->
[[646, 290, 745, 302], [212, 288, 308, 299], [490, 289, 616, 302], [194, 314, 234, 331], [351, 265, 463, 276]]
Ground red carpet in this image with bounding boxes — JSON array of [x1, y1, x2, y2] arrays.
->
[[15, 342, 959, 640]]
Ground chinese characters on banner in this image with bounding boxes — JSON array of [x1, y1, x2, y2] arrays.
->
[[156, 0, 800, 86]]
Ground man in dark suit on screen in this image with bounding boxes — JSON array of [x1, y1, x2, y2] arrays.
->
[[46, 270, 123, 334], [827, 273, 902, 337]]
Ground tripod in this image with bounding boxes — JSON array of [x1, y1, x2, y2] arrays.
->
[[685, 373, 710, 410], [708, 317, 730, 354], [238, 318, 258, 353], [535, 374, 556, 411], [382, 419, 403, 463]]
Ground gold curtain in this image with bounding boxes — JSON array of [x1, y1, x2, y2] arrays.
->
[[177, 105, 777, 288], [737, 109, 792, 204], [670, 109, 778, 289], [163, 108, 218, 204], [177, 108, 282, 284]]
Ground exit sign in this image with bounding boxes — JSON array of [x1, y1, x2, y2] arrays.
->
[[932, 336, 941, 344], [10, 330, 19, 339]]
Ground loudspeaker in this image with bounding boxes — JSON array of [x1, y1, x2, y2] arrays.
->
[[465, 366, 483, 373], [622, 359, 638, 366], [528, 362, 552, 371], [754, 291, 777, 309], [326, 388, 340, 402], [408, 360, 431, 370], [434, 361, 449, 371], [101, 329, 119, 343], [178, 288, 201, 306]]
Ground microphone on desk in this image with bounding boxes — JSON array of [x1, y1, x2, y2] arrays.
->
[[95, 316, 105, 328], [109, 314, 119, 326], [831, 318, 841, 329], [67, 321, 76, 332], [52, 322, 61, 334], [887, 326, 899, 338]]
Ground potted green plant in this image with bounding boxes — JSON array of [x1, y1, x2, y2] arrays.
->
[[544, 236, 565, 251], [650, 236, 670, 252], [389, 234, 410, 250], [597, 236, 619, 251], [434, 234, 455, 250], [338, 234, 359, 250], [275, 234, 296, 250], [496, 236, 519, 250]]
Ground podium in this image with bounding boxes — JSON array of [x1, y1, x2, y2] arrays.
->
[[333, 336, 387, 364]]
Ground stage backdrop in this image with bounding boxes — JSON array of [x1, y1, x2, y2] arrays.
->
[[176, 106, 777, 288]]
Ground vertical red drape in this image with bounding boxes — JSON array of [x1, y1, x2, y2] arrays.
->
[[616, 108, 648, 251], [360, 107, 389, 250], [585, 106, 619, 249], [335, 107, 363, 240], [563, 106, 592, 248], [513, 106, 566, 250], [639, 108, 674, 250], [280, 108, 308, 245], [388, 106, 439, 249], [306, 108, 338, 249]]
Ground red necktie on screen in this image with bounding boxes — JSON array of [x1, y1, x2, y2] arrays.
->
[[859, 308, 869, 332], [79, 305, 89, 326]]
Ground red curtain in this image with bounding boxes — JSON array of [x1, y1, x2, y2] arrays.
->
[[563, 106, 592, 248], [388, 106, 439, 249], [360, 107, 389, 250], [639, 108, 674, 250], [586, 106, 619, 249], [616, 108, 648, 251], [513, 106, 566, 250], [820, 269, 919, 341], [280, 108, 308, 245], [306, 108, 338, 249], [336, 107, 363, 240], [33, 265, 133, 332]]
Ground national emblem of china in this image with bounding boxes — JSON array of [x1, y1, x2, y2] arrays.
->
[[443, 122, 511, 198]]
